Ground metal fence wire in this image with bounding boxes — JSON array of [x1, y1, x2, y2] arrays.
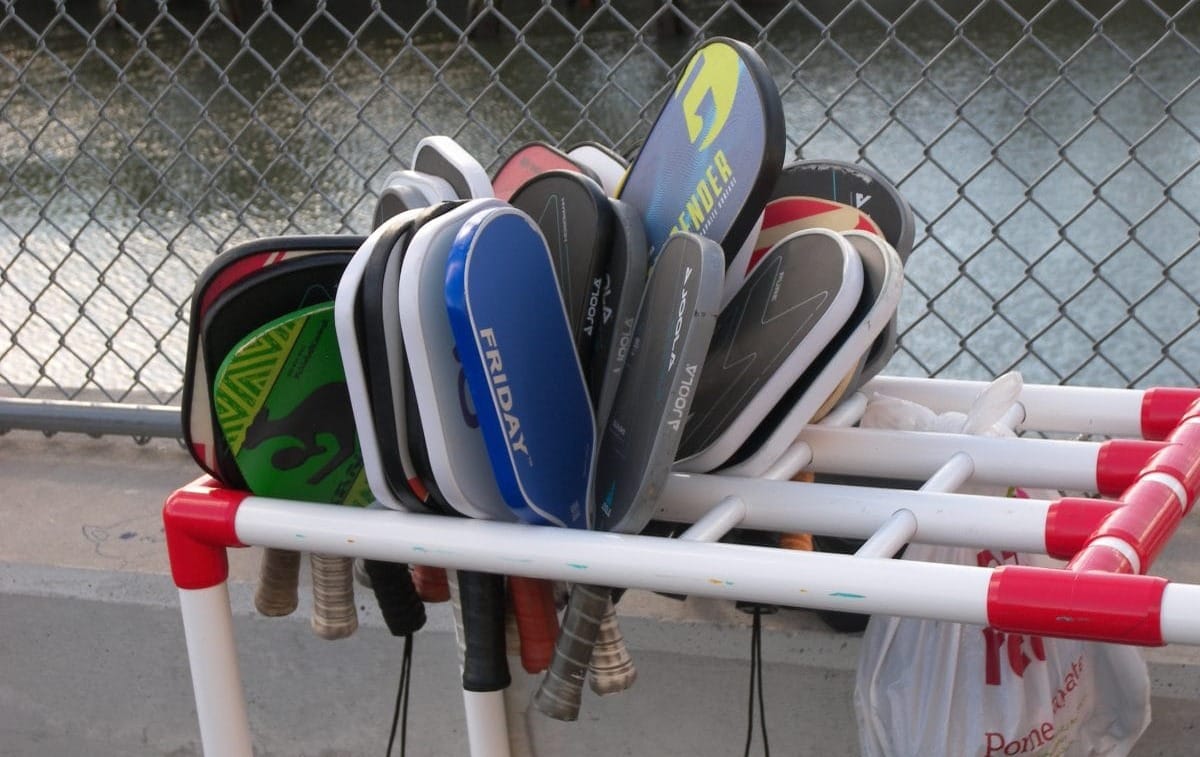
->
[[1, 0, 1199, 416]]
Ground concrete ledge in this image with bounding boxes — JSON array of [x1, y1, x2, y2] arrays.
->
[[4, 562, 1200, 756]]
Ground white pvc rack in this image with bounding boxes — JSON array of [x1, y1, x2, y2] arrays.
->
[[164, 376, 1200, 757]]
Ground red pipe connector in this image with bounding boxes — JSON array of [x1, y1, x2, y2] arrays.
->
[[1140, 387, 1200, 441], [1043, 497, 1120, 560], [163, 477, 247, 590], [1094, 439, 1164, 498], [1071, 396, 1200, 576], [987, 565, 1167, 646]]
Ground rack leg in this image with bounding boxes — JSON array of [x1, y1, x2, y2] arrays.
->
[[464, 690, 511, 757], [179, 583, 253, 757]]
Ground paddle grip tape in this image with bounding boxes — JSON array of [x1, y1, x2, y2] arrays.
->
[[362, 559, 427, 637], [534, 582, 611, 721], [457, 570, 512, 692]]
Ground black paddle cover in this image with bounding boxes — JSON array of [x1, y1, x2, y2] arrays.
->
[[509, 170, 615, 380]]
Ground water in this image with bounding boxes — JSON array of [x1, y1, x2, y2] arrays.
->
[[1, 1, 1198, 400]]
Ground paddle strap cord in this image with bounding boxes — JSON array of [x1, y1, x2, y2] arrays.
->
[[386, 633, 414, 757], [743, 606, 770, 757]]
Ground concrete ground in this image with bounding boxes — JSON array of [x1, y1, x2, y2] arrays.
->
[[1, 431, 1197, 756]]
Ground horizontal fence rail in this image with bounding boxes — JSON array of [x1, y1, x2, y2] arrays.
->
[[1, 0, 1199, 434]]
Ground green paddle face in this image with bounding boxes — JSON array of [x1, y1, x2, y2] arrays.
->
[[214, 302, 372, 506]]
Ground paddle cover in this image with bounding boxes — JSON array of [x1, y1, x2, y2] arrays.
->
[[445, 207, 594, 529], [594, 233, 724, 535], [769, 159, 915, 262], [214, 302, 372, 505], [509, 170, 614, 379], [675, 229, 864, 473], [182, 236, 362, 481], [617, 37, 784, 266]]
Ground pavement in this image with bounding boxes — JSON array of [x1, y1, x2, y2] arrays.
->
[[1, 430, 1197, 756]]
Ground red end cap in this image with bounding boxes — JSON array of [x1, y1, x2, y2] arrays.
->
[[1141, 388, 1200, 441], [987, 565, 1167, 646], [1095, 440, 1164, 497], [162, 478, 247, 590], [1044, 497, 1120, 560]]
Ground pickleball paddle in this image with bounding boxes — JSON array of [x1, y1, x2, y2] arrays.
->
[[616, 36, 785, 269], [535, 232, 724, 720], [213, 302, 371, 639], [446, 205, 595, 530], [720, 230, 905, 478], [492, 141, 602, 201], [674, 229, 865, 473]]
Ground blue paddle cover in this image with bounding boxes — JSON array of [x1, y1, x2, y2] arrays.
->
[[445, 207, 594, 529]]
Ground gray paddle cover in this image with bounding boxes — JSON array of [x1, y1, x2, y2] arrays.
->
[[414, 147, 473, 200], [592, 199, 649, 428], [676, 231, 854, 464], [593, 233, 723, 535]]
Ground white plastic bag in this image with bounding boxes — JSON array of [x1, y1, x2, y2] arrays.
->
[[853, 373, 1151, 757]]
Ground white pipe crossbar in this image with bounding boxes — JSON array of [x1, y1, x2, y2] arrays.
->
[[228, 495, 1200, 645], [794, 426, 1104, 491], [864, 375, 1200, 439], [235, 496, 994, 622], [657, 473, 1056, 554]]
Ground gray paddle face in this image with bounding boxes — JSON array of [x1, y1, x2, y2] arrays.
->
[[593, 233, 723, 535], [675, 229, 863, 472], [509, 170, 614, 376]]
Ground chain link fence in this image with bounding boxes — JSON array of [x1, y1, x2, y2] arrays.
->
[[1, 0, 1198, 423]]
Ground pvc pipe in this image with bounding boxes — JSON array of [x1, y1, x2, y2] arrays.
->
[[678, 496, 747, 543], [463, 691, 510, 757], [658, 473, 1055, 554], [864, 375, 1174, 438], [919, 451, 974, 493], [761, 391, 867, 480], [819, 391, 869, 427], [230, 495, 1200, 645], [1160, 583, 1200, 645], [797, 426, 1102, 492], [854, 509, 917, 559], [178, 584, 253, 757], [234, 497, 992, 622], [761, 441, 812, 480]]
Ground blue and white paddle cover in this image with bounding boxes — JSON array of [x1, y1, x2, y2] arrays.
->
[[445, 206, 595, 529]]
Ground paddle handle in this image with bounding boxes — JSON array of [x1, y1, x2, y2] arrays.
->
[[588, 596, 637, 695], [457, 570, 511, 692], [254, 547, 301, 616], [534, 582, 610, 720], [412, 564, 450, 602], [310, 553, 358, 640], [361, 559, 426, 637], [509, 576, 560, 674]]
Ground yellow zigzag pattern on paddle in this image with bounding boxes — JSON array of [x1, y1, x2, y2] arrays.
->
[[214, 318, 303, 455]]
